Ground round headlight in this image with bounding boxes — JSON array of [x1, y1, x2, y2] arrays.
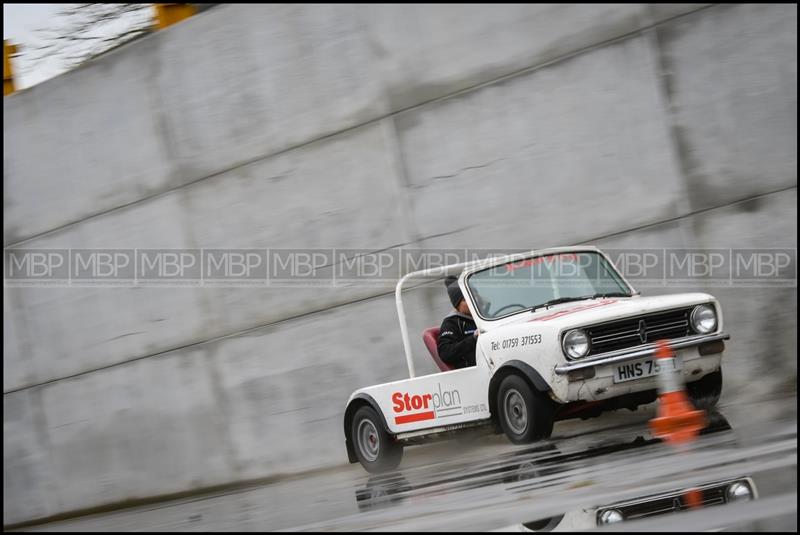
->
[[563, 329, 590, 359], [726, 482, 753, 502], [598, 509, 624, 525], [690, 304, 717, 334]]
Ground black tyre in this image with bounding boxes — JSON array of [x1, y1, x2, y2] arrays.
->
[[687, 370, 722, 410], [497, 374, 555, 444], [351, 405, 403, 473], [522, 514, 566, 531], [355, 473, 411, 511]]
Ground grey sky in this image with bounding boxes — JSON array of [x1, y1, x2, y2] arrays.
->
[[3, 3, 65, 88], [3, 3, 152, 90]]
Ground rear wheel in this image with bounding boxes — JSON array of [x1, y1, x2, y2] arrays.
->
[[351, 406, 403, 473], [497, 374, 555, 444], [356, 473, 411, 511], [687, 370, 722, 410]]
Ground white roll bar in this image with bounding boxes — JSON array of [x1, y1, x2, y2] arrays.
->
[[395, 262, 471, 378], [393, 246, 618, 378], [394, 250, 535, 378]]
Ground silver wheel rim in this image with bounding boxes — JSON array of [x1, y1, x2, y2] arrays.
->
[[504, 388, 528, 435], [357, 419, 380, 462]]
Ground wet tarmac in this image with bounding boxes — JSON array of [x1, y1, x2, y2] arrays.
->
[[15, 394, 797, 532]]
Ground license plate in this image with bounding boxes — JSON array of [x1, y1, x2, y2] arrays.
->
[[613, 358, 681, 383]]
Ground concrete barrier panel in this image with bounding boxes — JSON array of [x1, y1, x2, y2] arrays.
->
[[4, 122, 412, 390], [647, 4, 712, 21], [155, 4, 690, 183], [154, 4, 387, 182], [3, 36, 176, 246], [657, 3, 798, 211], [180, 121, 413, 336], [4, 4, 710, 249], [3, 192, 207, 389], [690, 190, 796, 251], [689, 190, 797, 401], [209, 292, 440, 478], [39, 346, 236, 515], [3, 390, 58, 525], [396, 35, 684, 249], [3, 290, 33, 391], [5, 291, 446, 520], [361, 4, 655, 111], [181, 122, 409, 250]]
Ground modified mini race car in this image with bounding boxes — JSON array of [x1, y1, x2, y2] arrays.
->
[[343, 247, 728, 473]]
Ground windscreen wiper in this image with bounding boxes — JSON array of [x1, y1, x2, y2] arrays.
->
[[530, 292, 632, 312], [590, 292, 632, 299], [530, 295, 595, 312]]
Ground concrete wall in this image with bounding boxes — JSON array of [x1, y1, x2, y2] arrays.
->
[[3, 3, 796, 525]]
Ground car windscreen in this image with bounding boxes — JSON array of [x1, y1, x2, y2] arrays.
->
[[466, 251, 631, 320]]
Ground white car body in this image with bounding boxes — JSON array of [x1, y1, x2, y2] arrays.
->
[[492, 476, 758, 531], [344, 246, 728, 464]]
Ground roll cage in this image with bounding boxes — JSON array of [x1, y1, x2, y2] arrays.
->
[[394, 246, 636, 378]]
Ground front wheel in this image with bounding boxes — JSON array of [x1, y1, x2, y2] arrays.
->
[[687, 370, 722, 410], [351, 406, 403, 473], [497, 374, 555, 444]]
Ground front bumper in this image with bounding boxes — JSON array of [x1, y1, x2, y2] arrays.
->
[[596, 476, 757, 525], [554, 332, 730, 375]]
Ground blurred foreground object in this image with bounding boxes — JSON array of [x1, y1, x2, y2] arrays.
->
[[154, 4, 197, 30], [649, 339, 708, 446], [4, 40, 20, 96], [648, 339, 709, 510]]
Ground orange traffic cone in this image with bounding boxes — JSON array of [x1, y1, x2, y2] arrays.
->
[[683, 487, 703, 510], [648, 339, 707, 446]]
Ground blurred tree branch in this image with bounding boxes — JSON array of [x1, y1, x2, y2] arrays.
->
[[29, 3, 155, 70]]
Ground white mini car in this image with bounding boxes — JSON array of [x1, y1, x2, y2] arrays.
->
[[343, 247, 728, 473], [499, 476, 758, 531]]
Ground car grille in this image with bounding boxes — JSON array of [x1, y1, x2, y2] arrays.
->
[[585, 307, 694, 357], [598, 482, 731, 522]]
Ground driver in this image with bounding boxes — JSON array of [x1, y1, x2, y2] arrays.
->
[[437, 276, 479, 368]]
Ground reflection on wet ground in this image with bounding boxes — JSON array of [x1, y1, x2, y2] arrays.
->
[[355, 411, 749, 529], [345, 408, 794, 531], [15, 398, 797, 532]]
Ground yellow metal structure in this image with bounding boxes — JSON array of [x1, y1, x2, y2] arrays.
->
[[4, 40, 19, 96], [154, 4, 197, 30]]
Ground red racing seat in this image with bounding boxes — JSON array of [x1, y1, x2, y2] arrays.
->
[[422, 327, 455, 372]]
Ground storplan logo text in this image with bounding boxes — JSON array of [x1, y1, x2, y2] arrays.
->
[[391, 383, 462, 424]]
